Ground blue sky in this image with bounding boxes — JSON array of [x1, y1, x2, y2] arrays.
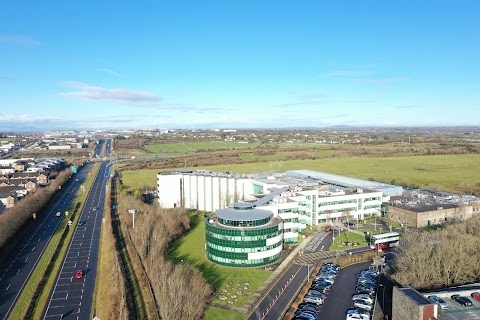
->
[[1, 1, 479, 131]]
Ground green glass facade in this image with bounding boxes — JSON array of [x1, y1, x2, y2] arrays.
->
[[205, 220, 283, 267]]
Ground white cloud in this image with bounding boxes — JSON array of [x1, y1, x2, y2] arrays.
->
[[0, 35, 41, 46], [97, 68, 122, 77], [57, 82, 161, 103]]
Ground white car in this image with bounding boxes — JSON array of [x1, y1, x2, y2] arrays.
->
[[346, 313, 370, 320], [352, 294, 374, 304], [353, 299, 373, 311]]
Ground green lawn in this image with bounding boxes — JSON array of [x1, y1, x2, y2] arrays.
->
[[120, 169, 158, 190], [330, 231, 368, 250], [168, 215, 272, 316], [121, 154, 480, 194], [205, 306, 245, 320], [144, 141, 261, 153]]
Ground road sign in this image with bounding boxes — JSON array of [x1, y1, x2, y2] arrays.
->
[[71, 166, 77, 174], [65, 211, 69, 216]]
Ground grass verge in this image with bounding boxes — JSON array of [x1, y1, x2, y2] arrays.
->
[[8, 163, 100, 320], [330, 231, 368, 251], [168, 214, 271, 318]]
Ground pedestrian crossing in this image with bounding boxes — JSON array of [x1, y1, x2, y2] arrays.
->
[[295, 250, 347, 265]]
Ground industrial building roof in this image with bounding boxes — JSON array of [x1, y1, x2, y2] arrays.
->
[[286, 170, 403, 196]]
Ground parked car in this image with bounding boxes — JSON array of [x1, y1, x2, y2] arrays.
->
[[346, 307, 371, 317], [298, 303, 321, 312], [344, 222, 355, 227], [297, 305, 320, 314], [352, 294, 374, 304], [471, 292, 480, 301], [75, 269, 83, 279], [323, 262, 341, 270], [451, 295, 473, 307], [353, 299, 373, 311], [295, 314, 317, 320], [308, 290, 326, 300], [355, 286, 375, 296], [304, 295, 323, 305], [295, 310, 318, 319], [428, 295, 449, 309], [346, 313, 370, 320]]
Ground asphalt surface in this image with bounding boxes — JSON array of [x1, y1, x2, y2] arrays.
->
[[317, 261, 372, 320], [247, 231, 333, 320], [0, 163, 92, 320], [42, 161, 110, 320], [93, 139, 104, 158]]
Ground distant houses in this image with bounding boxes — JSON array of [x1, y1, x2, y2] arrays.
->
[[0, 157, 67, 213]]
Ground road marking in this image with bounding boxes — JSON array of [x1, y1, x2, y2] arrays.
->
[[66, 292, 68, 300], [25, 257, 28, 262], [32, 246, 35, 251], [38, 238, 41, 243], [6, 284, 11, 290], [321, 246, 324, 251], [16, 269, 20, 275]]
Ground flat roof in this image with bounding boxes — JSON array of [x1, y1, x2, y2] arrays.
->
[[400, 287, 433, 305], [215, 206, 274, 221]]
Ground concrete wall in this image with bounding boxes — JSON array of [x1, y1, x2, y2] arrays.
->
[[392, 287, 437, 320], [389, 204, 474, 228]]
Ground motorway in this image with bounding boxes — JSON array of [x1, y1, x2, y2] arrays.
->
[[42, 161, 110, 320], [0, 163, 92, 320]]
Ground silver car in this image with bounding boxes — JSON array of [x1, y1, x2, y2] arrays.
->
[[428, 295, 449, 309]]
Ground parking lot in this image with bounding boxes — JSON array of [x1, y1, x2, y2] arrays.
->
[[438, 296, 480, 319]]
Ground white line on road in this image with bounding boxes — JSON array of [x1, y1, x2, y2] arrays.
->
[[25, 257, 28, 262], [65, 293, 68, 300], [6, 284, 11, 290], [31, 246, 35, 251], [38, 238, 41, 242], [16, 269, 20, 275]]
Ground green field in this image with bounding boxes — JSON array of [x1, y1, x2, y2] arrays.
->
[[168, 215, 272, 318], [144, 141, 262, 153], [205, 306, 245, 320], [121, 154, 480, 194]]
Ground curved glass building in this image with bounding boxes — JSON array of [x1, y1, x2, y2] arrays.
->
[[206, 203, 284, 268]]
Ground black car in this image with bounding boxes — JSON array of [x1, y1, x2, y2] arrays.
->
[[298, 303, 321, 312], [344, 222, 355, 227], [322, 262, 341, 270], [451, 295, 473, 307]]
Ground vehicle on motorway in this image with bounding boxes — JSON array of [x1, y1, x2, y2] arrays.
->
[[93, 207, 97, 211], [75, 269, 83, 279], [451, 295, 473, 307], [353, 299, 373, 311], [344, 222, 356, 227], [427, 295, 449, 309], [352, 294, 374, 304], [76, 179, 79, 182], [369, 232, 399, 250], [303, 295, 323, 305], [471, 292, 480, 301], [56, 211, 61, 217]]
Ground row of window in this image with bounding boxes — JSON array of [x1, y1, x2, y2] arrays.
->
[[206, 241, 282, 253], [278, 208, 299, 213], [206, 224, 281, 237], [207, 252, 281, 267], [218, 217, 270, 227], [206, 232, 279, 243], [319, 199, 357, 206]]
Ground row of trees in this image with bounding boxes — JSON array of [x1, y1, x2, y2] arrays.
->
[[118, 192, 212, 319], [391, 215, 480, 290], [0, 168, 72, 249]]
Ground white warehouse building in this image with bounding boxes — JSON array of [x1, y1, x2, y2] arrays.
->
[[158, 170, 386, 244]]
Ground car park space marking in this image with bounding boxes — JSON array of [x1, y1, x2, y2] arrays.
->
[[6, 284, 11, 290]]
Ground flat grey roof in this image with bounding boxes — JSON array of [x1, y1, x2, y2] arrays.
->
[[215, 206, 273, 221], [287, 170, 403, 195], [401, 288, 433, 305]]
